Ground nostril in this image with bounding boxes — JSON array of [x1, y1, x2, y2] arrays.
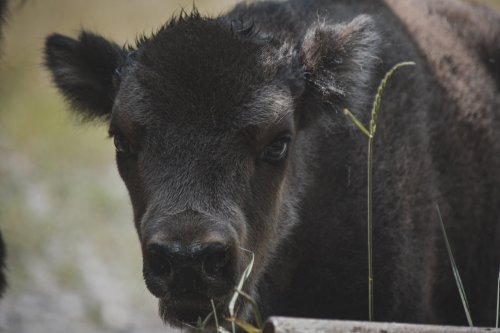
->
[[202, 247, 230, 277], [146, 241, 233, 281], [147, 247, 172, 278]]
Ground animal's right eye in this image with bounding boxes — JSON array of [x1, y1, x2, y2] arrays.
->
[[113, 132, 135, 155], [260, 136, 291, 164]]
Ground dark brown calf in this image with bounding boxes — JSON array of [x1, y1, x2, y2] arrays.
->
[[44, 0, 500, 329]]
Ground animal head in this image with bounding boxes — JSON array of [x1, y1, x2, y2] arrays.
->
[[44, 9, 379, 327]]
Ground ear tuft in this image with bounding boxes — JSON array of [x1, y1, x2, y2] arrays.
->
[[44, 31, 125, 121], [301, 15, 381, 111]]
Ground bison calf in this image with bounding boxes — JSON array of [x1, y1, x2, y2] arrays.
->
[[44, 0, 500, 329]]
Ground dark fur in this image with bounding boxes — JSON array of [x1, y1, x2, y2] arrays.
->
[[44, 0, 500, 328], [0, 0, 8, 299]]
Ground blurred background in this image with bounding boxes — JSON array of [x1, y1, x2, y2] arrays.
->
[[0, 0, 498, 333]]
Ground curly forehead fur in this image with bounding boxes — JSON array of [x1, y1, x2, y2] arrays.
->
[[117, 9, 300, 129]]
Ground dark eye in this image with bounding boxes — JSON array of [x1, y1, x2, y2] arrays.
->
[[113, 132, 134, 155], [261, 137, 290, 163]]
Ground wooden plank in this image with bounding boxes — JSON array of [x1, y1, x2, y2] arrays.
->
[[263, 317, 499, 333]]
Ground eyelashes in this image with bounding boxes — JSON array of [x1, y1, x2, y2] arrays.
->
[[260, 135, 291, 164], [113, 131, 135, 156]]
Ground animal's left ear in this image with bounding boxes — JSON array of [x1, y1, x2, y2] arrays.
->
[[300, 15, 381, 110]]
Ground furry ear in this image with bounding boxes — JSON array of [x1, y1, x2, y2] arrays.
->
[[44, 31, 125, 121], [301, 15, 381, 111]]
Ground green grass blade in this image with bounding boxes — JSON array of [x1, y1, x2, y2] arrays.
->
[[367, 138, 374, 321], [343, 61, 415, 322], [343, 108, 372, 139], [370, 61, 415, 135], [435, 205, 473, 326], [367, 61, 415, 321], [496, 268, 499, 328]]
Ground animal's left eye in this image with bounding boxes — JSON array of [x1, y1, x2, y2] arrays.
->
[[113, 132, 135, 155], [261, 137, 290, 163]]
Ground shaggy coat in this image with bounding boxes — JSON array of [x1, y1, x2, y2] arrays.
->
[[45, 0, 500, 328]]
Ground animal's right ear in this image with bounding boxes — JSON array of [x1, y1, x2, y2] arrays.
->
[[44, 32, 125, 121], [299, 15, 381, 112]]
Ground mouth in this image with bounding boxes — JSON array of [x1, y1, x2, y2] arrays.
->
[[159, 293, 228, 328]]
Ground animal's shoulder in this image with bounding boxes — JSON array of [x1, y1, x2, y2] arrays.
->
[[385, 0, 500, 126], [432, 1, 500, 86]]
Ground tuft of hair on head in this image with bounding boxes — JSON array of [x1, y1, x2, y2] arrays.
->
[[135, 6, 205, 50]]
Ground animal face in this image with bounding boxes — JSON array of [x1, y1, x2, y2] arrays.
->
[[44, 10, 379, 327], [108, 15, 301, 325]]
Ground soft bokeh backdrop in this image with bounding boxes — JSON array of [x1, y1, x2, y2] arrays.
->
[[0, 0, 498, 333]]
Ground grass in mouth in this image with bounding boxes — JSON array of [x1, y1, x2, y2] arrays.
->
[[199, 248, 261, 333]]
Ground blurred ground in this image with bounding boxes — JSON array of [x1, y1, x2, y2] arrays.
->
[[0, 0, 498, 333]]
